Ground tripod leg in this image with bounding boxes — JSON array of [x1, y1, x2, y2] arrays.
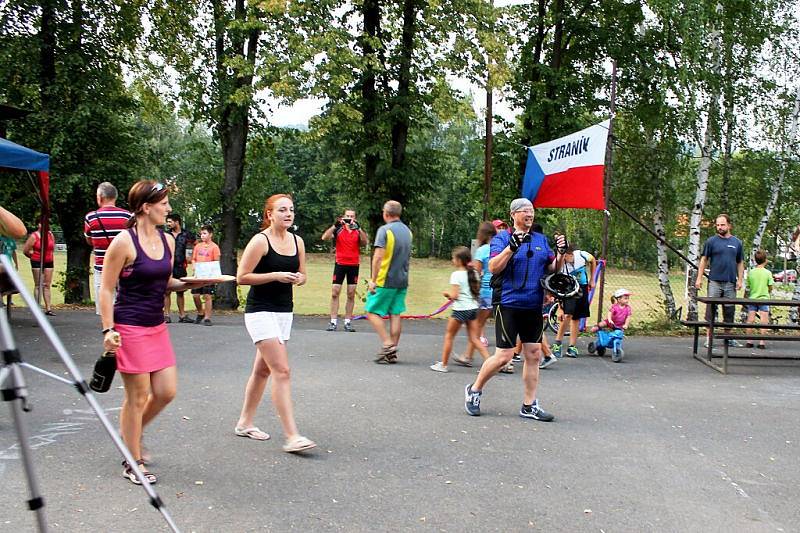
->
[[2, 358, 49, 532], [0, 255, 180, 532]]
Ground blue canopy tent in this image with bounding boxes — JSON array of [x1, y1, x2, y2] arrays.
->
[[0, 137, 50, 173], [0, 137, 51, 306]]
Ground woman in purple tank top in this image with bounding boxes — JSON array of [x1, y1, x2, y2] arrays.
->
[[99, 180, 212, 485]]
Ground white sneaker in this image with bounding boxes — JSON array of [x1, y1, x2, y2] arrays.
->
[[499, 362, 515, 374], [430, 361, 449, 373], [539, 355, 557, 369]]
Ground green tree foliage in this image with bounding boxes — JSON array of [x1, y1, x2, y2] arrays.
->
[[0, 0, 146, 303], [146, 0, 337, 308], [310, 0, 493, 232], [506, 1, 644, 165], [2, 0, 798, 315]]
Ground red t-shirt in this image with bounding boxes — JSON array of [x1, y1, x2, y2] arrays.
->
[[334, 228, 361, 266]]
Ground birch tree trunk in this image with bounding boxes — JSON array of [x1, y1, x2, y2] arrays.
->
[[751, 88, 799, 264], [779, 87, 800, 322], [686, 101, 721, 320], [430, 219, 436, 258], [654, 186, 677, 317], [686, 9, 723, 321]]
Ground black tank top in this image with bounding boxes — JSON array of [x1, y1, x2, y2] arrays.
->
[[245, 232, 299, 313]]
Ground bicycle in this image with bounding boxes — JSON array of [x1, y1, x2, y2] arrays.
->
[[543, 300, 561, 333]]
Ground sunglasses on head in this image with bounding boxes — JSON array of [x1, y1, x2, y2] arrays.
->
[[145, 182, 166, 202]]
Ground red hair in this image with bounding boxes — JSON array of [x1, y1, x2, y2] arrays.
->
[[261, 194, 293, 230]]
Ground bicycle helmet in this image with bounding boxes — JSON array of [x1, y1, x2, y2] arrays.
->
[[541, 272, 581, 299]]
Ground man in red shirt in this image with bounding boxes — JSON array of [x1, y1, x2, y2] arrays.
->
[[84, 182, 132, 314], [321, 209, 368, 331]]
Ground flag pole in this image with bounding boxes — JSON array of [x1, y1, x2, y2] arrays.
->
[[595, 59, 617, 322], [482, 0, 495, 221]]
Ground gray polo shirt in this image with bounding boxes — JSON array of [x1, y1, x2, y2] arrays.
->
[[374, 220, 412, 288]]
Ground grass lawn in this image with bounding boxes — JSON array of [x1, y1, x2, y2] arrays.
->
[[6, 250, 714, 328]]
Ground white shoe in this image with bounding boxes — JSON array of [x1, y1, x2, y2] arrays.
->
[[479, 336, 489, 347], [539, 356, 557, 369], [430, 361, 449, 373]]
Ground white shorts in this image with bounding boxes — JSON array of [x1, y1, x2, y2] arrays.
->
[[244, 312, 293, 344], [93, 268, 118, 315]]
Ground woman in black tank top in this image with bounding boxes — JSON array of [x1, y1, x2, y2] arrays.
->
[[234, 194, 316, 453], [244, 231, 299, 313]]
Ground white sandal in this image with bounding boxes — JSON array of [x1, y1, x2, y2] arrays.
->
[[235, 426, 271, 441], [282, 435, 316, 453]]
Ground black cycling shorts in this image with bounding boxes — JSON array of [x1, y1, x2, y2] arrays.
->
[[332, 263, 359, 285], [494, 305, 544, 349], [561, 284, 590, 319]]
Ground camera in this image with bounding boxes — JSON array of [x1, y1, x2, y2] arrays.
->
[[343, 218, 352, 224]]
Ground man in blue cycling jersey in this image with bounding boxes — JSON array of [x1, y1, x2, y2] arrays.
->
[[464, 198, 566, 421]]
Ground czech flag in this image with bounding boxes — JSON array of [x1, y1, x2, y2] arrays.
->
[[522, 119, 610, 210]]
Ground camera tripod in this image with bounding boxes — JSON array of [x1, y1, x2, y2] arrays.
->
[[0, 255, 180, 532]]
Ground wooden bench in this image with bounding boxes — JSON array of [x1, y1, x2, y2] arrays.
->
[[681, 320, 710, 357], [692, 297, 800, 374]]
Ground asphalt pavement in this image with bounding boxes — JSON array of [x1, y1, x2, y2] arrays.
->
[[1, 309, 799, 532]]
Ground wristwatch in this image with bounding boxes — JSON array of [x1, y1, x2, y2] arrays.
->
[[102, 327, 116, 335]]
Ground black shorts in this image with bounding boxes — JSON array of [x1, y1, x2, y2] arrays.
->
[[561, 285, 590, 319], [173, 265, 187, 279], [451, 309, 477, 323], [30, 260, 54, 269], [332, 263, 359, 285], [494, 305, 544, 349], [191, 284, 216, 295]]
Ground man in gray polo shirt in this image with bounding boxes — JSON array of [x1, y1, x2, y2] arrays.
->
[[366, 200, 412, 363]]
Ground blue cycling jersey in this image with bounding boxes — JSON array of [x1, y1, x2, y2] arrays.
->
[[490, 230, 555, 309]]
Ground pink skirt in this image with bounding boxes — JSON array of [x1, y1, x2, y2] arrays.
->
[[115, 323, 176, 374]]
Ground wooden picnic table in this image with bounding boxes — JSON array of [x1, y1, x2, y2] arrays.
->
[[689, 296, 800, 374]]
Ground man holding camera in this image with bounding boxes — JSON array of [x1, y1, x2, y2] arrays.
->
[[464, 198, 566, 421], [321, 209, 369, 331]]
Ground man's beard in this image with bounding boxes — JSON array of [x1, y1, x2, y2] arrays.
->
[[716, 228, 727, 236]]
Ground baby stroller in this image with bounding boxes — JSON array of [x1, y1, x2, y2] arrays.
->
[[587, 328, 625, 362]]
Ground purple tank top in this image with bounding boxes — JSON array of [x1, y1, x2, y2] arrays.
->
[[114, 228, 172, 327]]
